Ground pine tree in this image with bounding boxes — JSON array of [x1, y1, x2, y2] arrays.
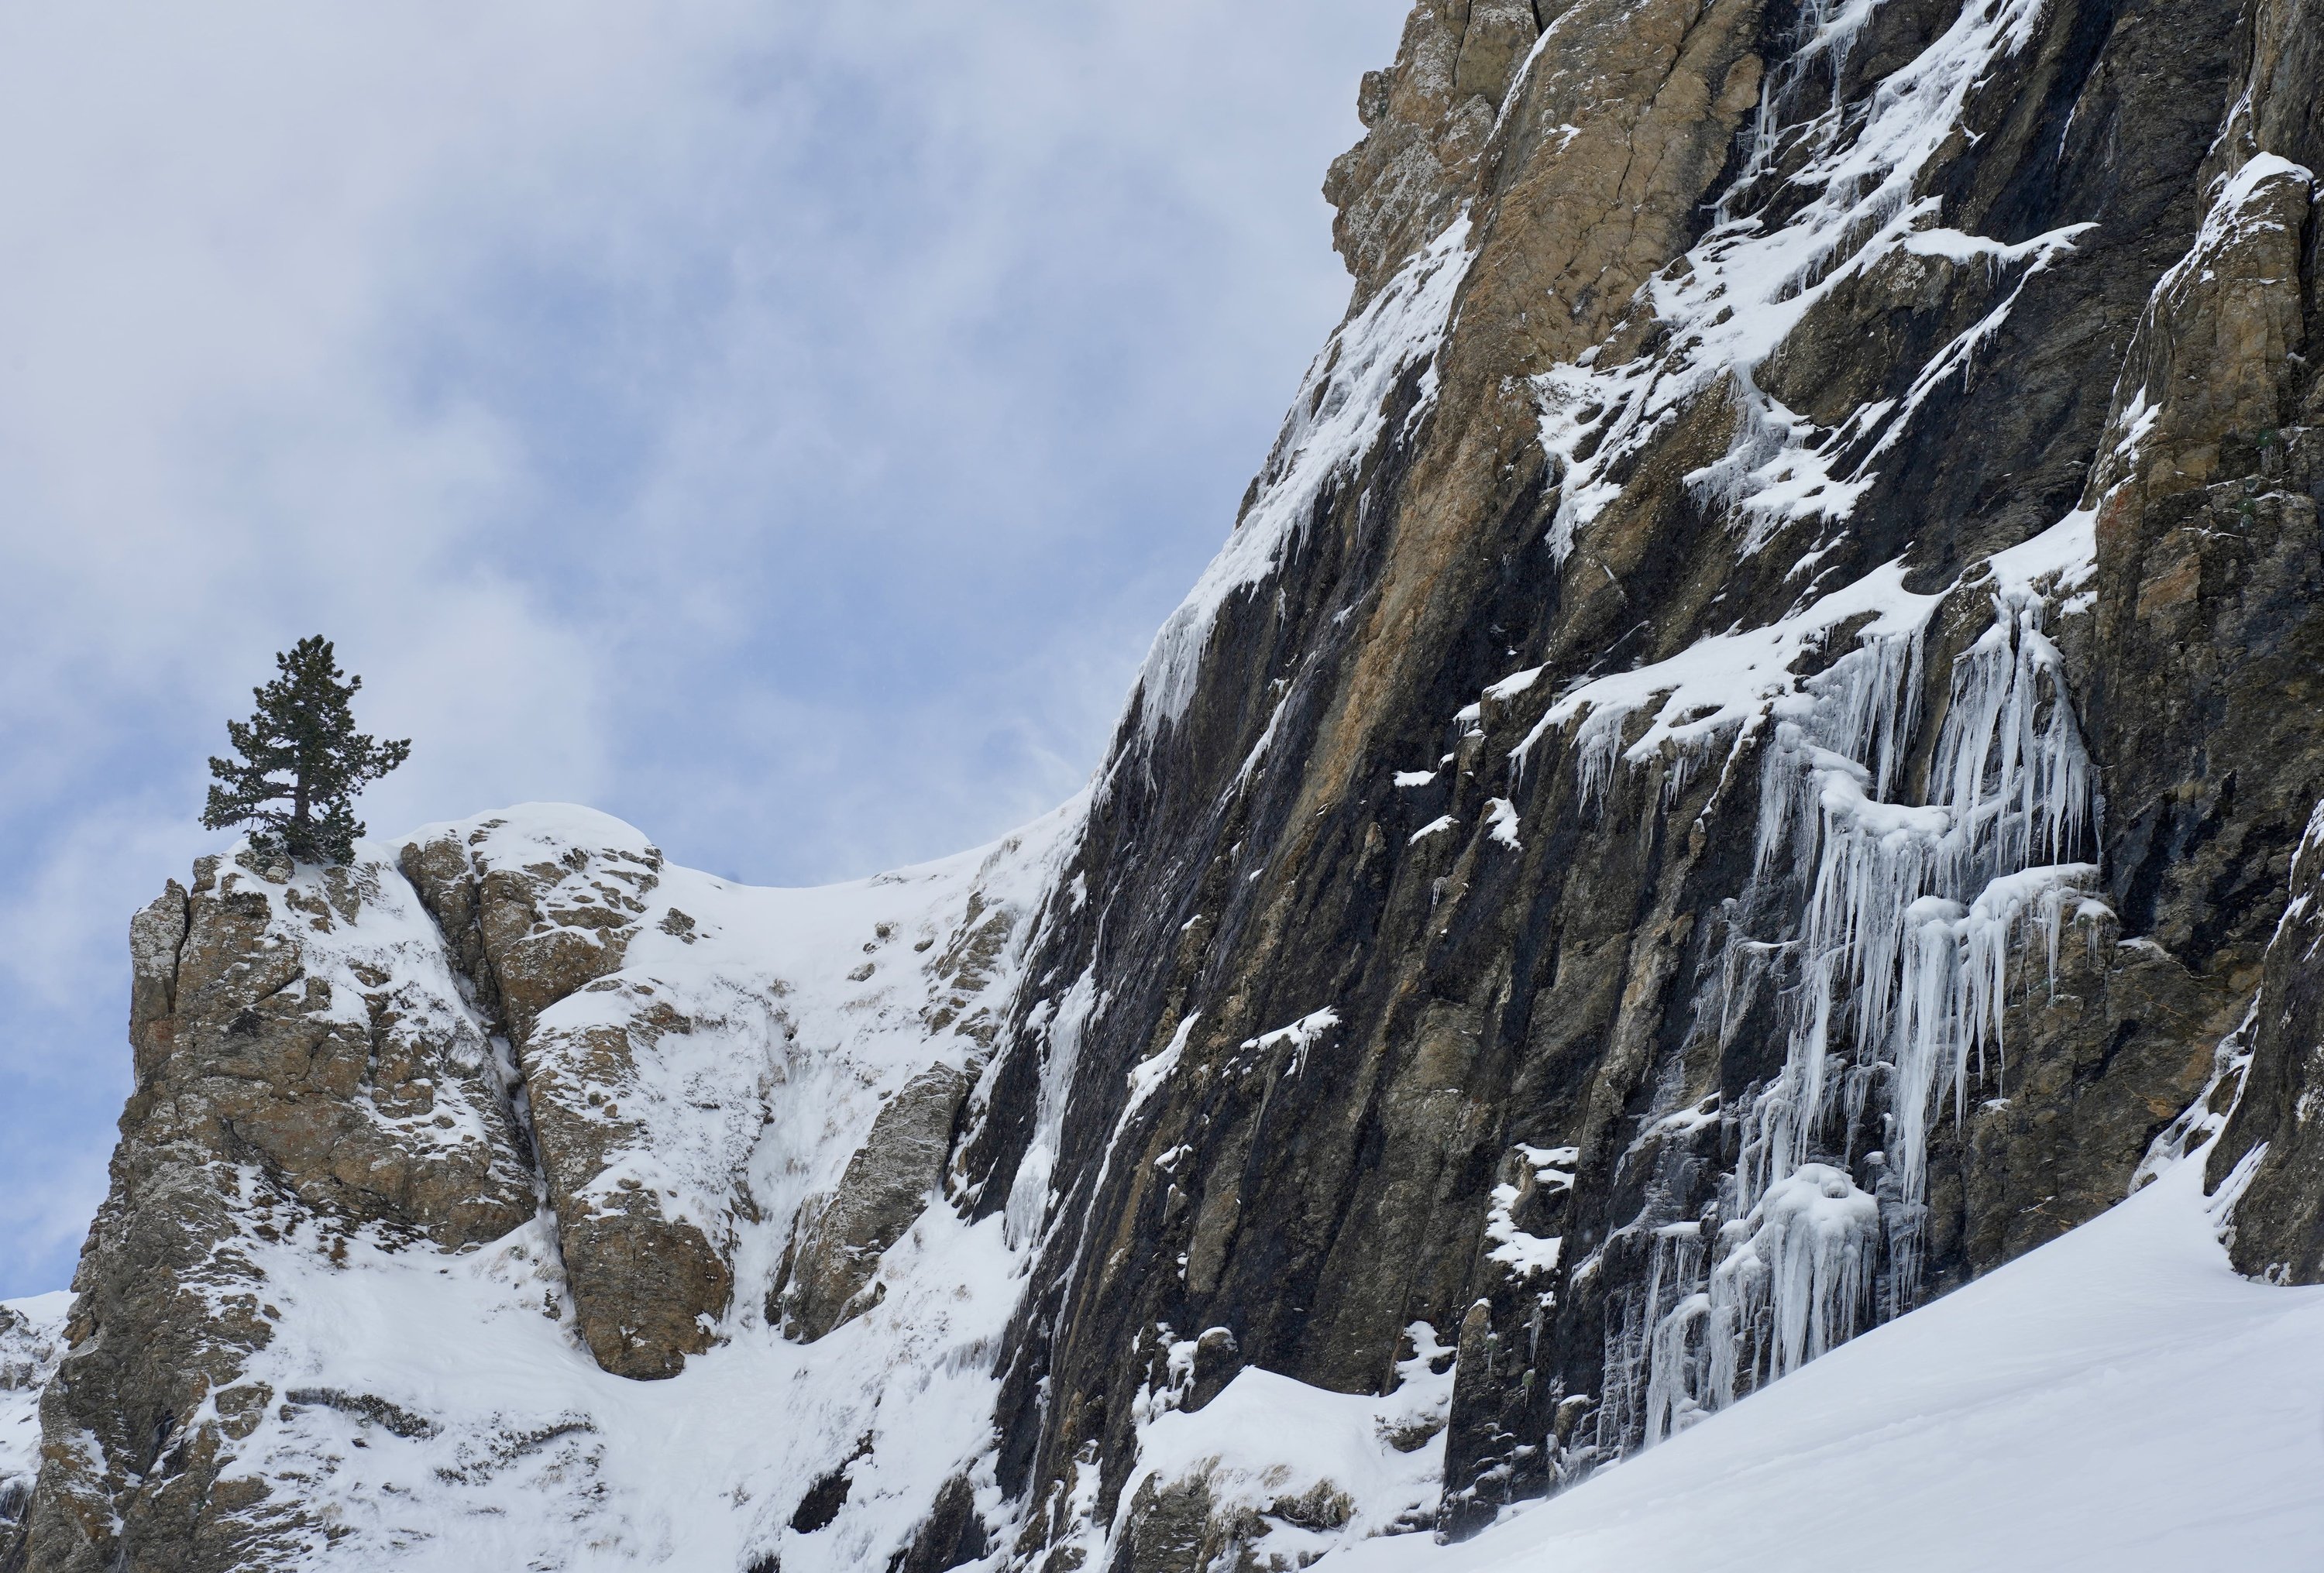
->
[[202, 637, 411, 867]]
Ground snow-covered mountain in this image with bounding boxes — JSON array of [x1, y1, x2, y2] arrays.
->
[[9, 805, 1084, 1571], [0, 1294, 67, 1530], [8, 0, 2324, 1568]]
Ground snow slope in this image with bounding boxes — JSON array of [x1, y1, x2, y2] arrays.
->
[[1326, 1155, 2324, 1572], [224, 1202, 1022, 1571]]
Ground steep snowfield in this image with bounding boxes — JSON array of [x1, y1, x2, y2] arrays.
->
[[225, 1204, 1022, 1571], [1329, 1155, 2324, 1572]]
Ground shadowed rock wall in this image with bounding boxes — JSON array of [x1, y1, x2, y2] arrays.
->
[[954, 0, 2324, 1555]]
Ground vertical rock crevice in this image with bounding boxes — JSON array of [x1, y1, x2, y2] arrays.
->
[[398, 820, 734, 1381]]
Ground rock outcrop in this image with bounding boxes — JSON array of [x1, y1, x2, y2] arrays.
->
[[4, 807, 1072, 1571], [2209, 800, 2324, 1279], [399, 816, 737, 1379], [0, 1298, 64, 1537], [15, 852, 536, 1571], [774, 1061, 971, 1341], [953, 0, 2324, 1555]]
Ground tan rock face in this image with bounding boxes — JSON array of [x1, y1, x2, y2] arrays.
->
[[18, 852, 536, 1573], [150, 858, 535, 1243], [773, 1062, 971, 1341], [399, 819, 742, 1380], [1305, 0, 1769, 817], [1935, 909, 2237, 1275], [401, 817, 653, 1042], [1454, 0, 1764, 376], [393, 811, 1050, 1384], [521, 1008, 739, 1379], [19, 2, 2324, 1564], [1324, 1, 1503, 305], [923, 891, 1019, 1046], [967, 0, 2324, 1551], [411, 830, 753, 1379]]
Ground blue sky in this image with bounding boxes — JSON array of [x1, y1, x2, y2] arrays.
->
[[0, 0, 1409, 1297]]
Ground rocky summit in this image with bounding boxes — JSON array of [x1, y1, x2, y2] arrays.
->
[[6, 1, 2324, 1568]]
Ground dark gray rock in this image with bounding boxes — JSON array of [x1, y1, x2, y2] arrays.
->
[[954, 0, 2324, 1554], [2209, 803, 2324, 1279], [21, 1, 2324, 1566]]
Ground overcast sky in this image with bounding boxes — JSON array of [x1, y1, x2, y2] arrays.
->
[[0, 0, 1410, 1297]]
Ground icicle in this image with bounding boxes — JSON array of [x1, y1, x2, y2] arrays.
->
[[1626, 582, 2099, 1448], [1638, 1226, 1710, 1445]]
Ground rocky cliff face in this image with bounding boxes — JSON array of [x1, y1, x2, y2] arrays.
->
[[4, 807, 1075, 1572], [966, 0, 2324, 1555], [0, 1296, 66, 1538], [8, 2, 2323, 1569]]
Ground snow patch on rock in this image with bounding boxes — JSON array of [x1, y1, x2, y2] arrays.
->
[[0, 1292, 69, 1527]]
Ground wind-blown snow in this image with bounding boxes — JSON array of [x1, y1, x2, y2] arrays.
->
[[2149, 151, 2315, 320], [1511, 555, 1940, 796], [1243, 1007, 1343, 1077], [1540, 0, 2076, 564]]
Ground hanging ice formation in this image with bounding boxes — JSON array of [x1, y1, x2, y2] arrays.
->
[[1603, 579, 2103, 1448]]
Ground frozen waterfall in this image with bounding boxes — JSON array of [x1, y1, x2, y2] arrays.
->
[[1620, 582, 2103, 1447]]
